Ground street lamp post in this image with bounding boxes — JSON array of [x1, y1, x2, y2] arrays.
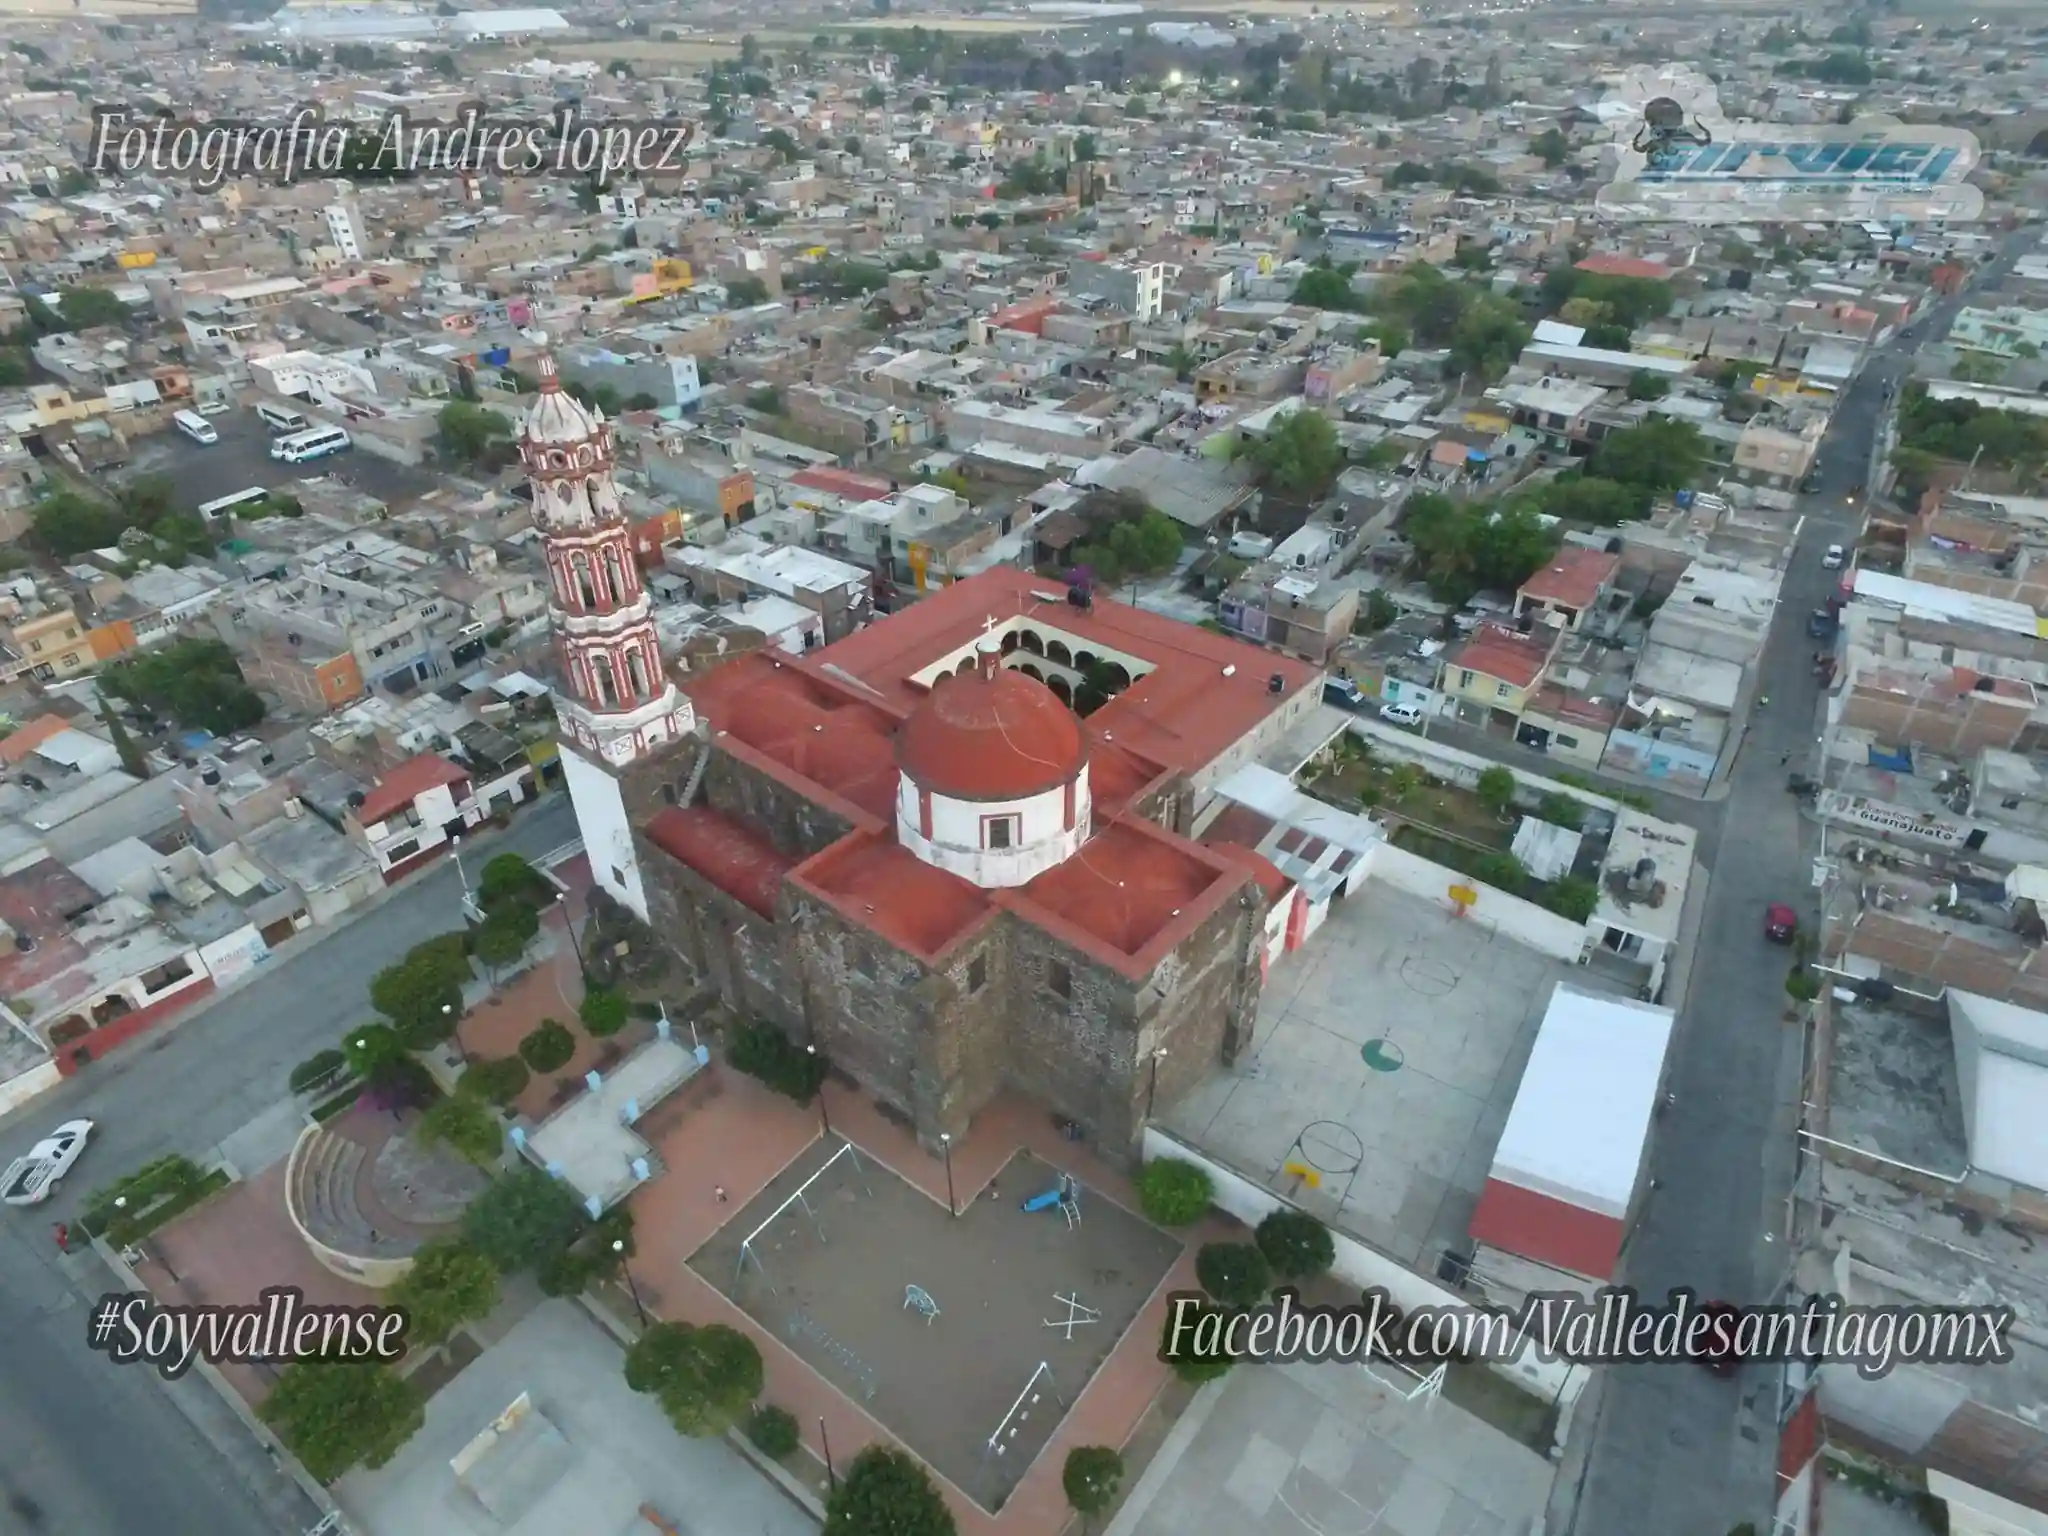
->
[[450, 834, 469, 899], [939, 1132, 956, 1217], [807, 1045, 831, 1137], [819, 1416, 838, 1496], [558, 892, 588, 978], [1145, 1047, 1167, 1123], [613, 1238, 646, 1327]]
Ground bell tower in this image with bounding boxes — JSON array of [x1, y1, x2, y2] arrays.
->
[[522, 351, 691, 921]]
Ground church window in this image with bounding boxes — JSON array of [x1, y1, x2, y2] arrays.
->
[[967, 955, 986, 993], [983, 814, 1018, 851], [1045, 960, 1071, 999], [626, 647, 650, 698], [605, 546, 630, 606], [572, 554, 597, 610]]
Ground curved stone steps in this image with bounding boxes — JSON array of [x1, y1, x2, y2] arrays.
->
[[291, 1126, 414, 1259]]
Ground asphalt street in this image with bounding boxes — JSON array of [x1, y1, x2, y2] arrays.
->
[[0, 796, 574, 1536], [1568, 230, 2038, 1536]]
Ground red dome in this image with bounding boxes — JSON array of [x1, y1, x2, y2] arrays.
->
[[897, 665, 1085, 801]]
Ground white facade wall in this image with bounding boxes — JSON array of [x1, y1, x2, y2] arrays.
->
[[562, 742, 651, 922], [895, 771, 1090, 888], [1367, 841, 1592, 962]]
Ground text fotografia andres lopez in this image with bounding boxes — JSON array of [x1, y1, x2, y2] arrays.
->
[[88, 106, 698, 190]]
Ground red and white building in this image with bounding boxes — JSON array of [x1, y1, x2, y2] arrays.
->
[[522, 353, 694, 922], [347, 752, 534, 883], [1466, 981, 1675, 1302]]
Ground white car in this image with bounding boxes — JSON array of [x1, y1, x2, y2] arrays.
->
[[1, 1119, 94, 1207], [1822, 545, 1846, 570]]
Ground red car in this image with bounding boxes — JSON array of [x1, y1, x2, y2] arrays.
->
[[1765, 904, 1798, 944]]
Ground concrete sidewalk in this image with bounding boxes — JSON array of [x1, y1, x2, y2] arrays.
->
[[1107, 1363, 1549, 1536]]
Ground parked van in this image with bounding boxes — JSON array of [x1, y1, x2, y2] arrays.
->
[[256, 402, 310, 435], [1379, 701, 1425, 727], [270, 425, 350, 464], [173, 409, 217, 445]]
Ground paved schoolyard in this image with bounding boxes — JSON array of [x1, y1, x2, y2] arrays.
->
[[690, 1141, 1180, 1514], [1107, 1362, 1552, 1536], [335, 1297, 814, 1536], [1165, 879, 1590, 1270]]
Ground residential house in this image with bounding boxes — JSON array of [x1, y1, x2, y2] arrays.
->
[[1439, 624, 1563, 729]]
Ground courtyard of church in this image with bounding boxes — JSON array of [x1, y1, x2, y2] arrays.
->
[[620, 1074, 1215, 1533], [690, 1138, 1181, 1511]]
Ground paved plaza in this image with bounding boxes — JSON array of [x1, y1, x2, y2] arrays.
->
[[1166, 879, 1597, 1269], [1107, 1362, 1552, 1536], [691, 1140, 1180, 1513]]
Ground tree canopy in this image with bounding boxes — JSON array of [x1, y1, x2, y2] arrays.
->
[[1402, 494, 1560, 605], [623, 1320, 764, 1437], [389, 1239, 498, 1346], [462, 1166, 589, 1274], [100, 637, 264, 735], [824, 1446, 957, 1536], [1243, 409, 1343, 498], [260, 1362, 422, 1483], [436, 401, 515, 468]]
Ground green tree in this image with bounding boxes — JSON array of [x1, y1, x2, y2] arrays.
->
[[474, 903, 539, 975], [1626, 370, 1670, 401], [463, 1168, 588, 1273], [624, 1321, 764, 1437], [100, 637, 266, 734], [1196, 1241, 1272, 1308], [260, 1362, 422, 1483], [1073, 133, 1097, 162], [341, 1023, 406, 1081], [1545, 877, 1600, 923], [369, 944, 469, 1049], [864, 83, 886, 107], [1475, 766, 1517, 817], [1245, 409, 1342, 497], [1137, 1157, 1213, 1225], [31, 488, 131, 557], [746, 1403, 801, 1457], [1588, 418, 1704, 496], [1537, 791, 1586, 830], [477, 853, 546, 913], [459, 1055, 530, 1105], [1529, 127, 1569, 167], [419, 1093, 505, 1167], [389, 1239, 499, 1346], [1953, 352, 2006, 385], [725, 274, 770, 308], [50, 286, 129, 330], [519, 1019, 575, 1073], [100, 704, 147, 778], [1291, 266, 1364, 313], [579, 987, 630, 1038], [1254, 1209, 1335, 1281], [1063, 1446, 1125, 1529], [825, 1446, 957, 1536]]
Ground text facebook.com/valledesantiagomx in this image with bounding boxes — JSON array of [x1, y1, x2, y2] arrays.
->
[[1160, 1288, 2017, 1380], [86, 106, 697, 191]]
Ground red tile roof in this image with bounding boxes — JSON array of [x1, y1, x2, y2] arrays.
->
[[689, 657, 903, 823], [789, 467, 893, 503], [0, 858, 96, 1001], [1469, 1177, 1626, 1281], [897, 665, 1085, 802], [645, 806, 791, 919], [1574, 254, 1672, 281], [1205, 840, 1292, 903], [1015, 818, 1236, 965], [1451, 625, 1557, 692], [812, 569, 1319, 782], [0, 715, 71, 766], [793, 831, 994, 961], [1518, 546, 1619, 612], [357, 754, 470, 827]]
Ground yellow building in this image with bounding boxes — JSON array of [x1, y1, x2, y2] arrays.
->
[[7, 606, 92, 682]]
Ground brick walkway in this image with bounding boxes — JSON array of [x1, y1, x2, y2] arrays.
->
[[134, 1159, 382, 1408], [623, 1079, 1230, 1536]]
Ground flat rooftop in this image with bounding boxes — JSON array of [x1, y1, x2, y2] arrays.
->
[[1823, 994, 1969, 1177], [334, 1298, 812, 1536], [1166, 879, 1622, 1269], [523, 1038, 704, 1211]]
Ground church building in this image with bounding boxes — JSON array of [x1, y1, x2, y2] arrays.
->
[[522, 357, 1325, 1153]]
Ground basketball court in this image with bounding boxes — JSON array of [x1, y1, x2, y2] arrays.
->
[[1160, 879, 1609, 1273], [689, 1140, 1179, 1513]]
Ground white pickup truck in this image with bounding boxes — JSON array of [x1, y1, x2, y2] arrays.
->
[[1, 1119, 93, 1207]]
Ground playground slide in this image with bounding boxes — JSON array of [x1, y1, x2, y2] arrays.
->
[[1020, 1186, 1064, 1213]]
